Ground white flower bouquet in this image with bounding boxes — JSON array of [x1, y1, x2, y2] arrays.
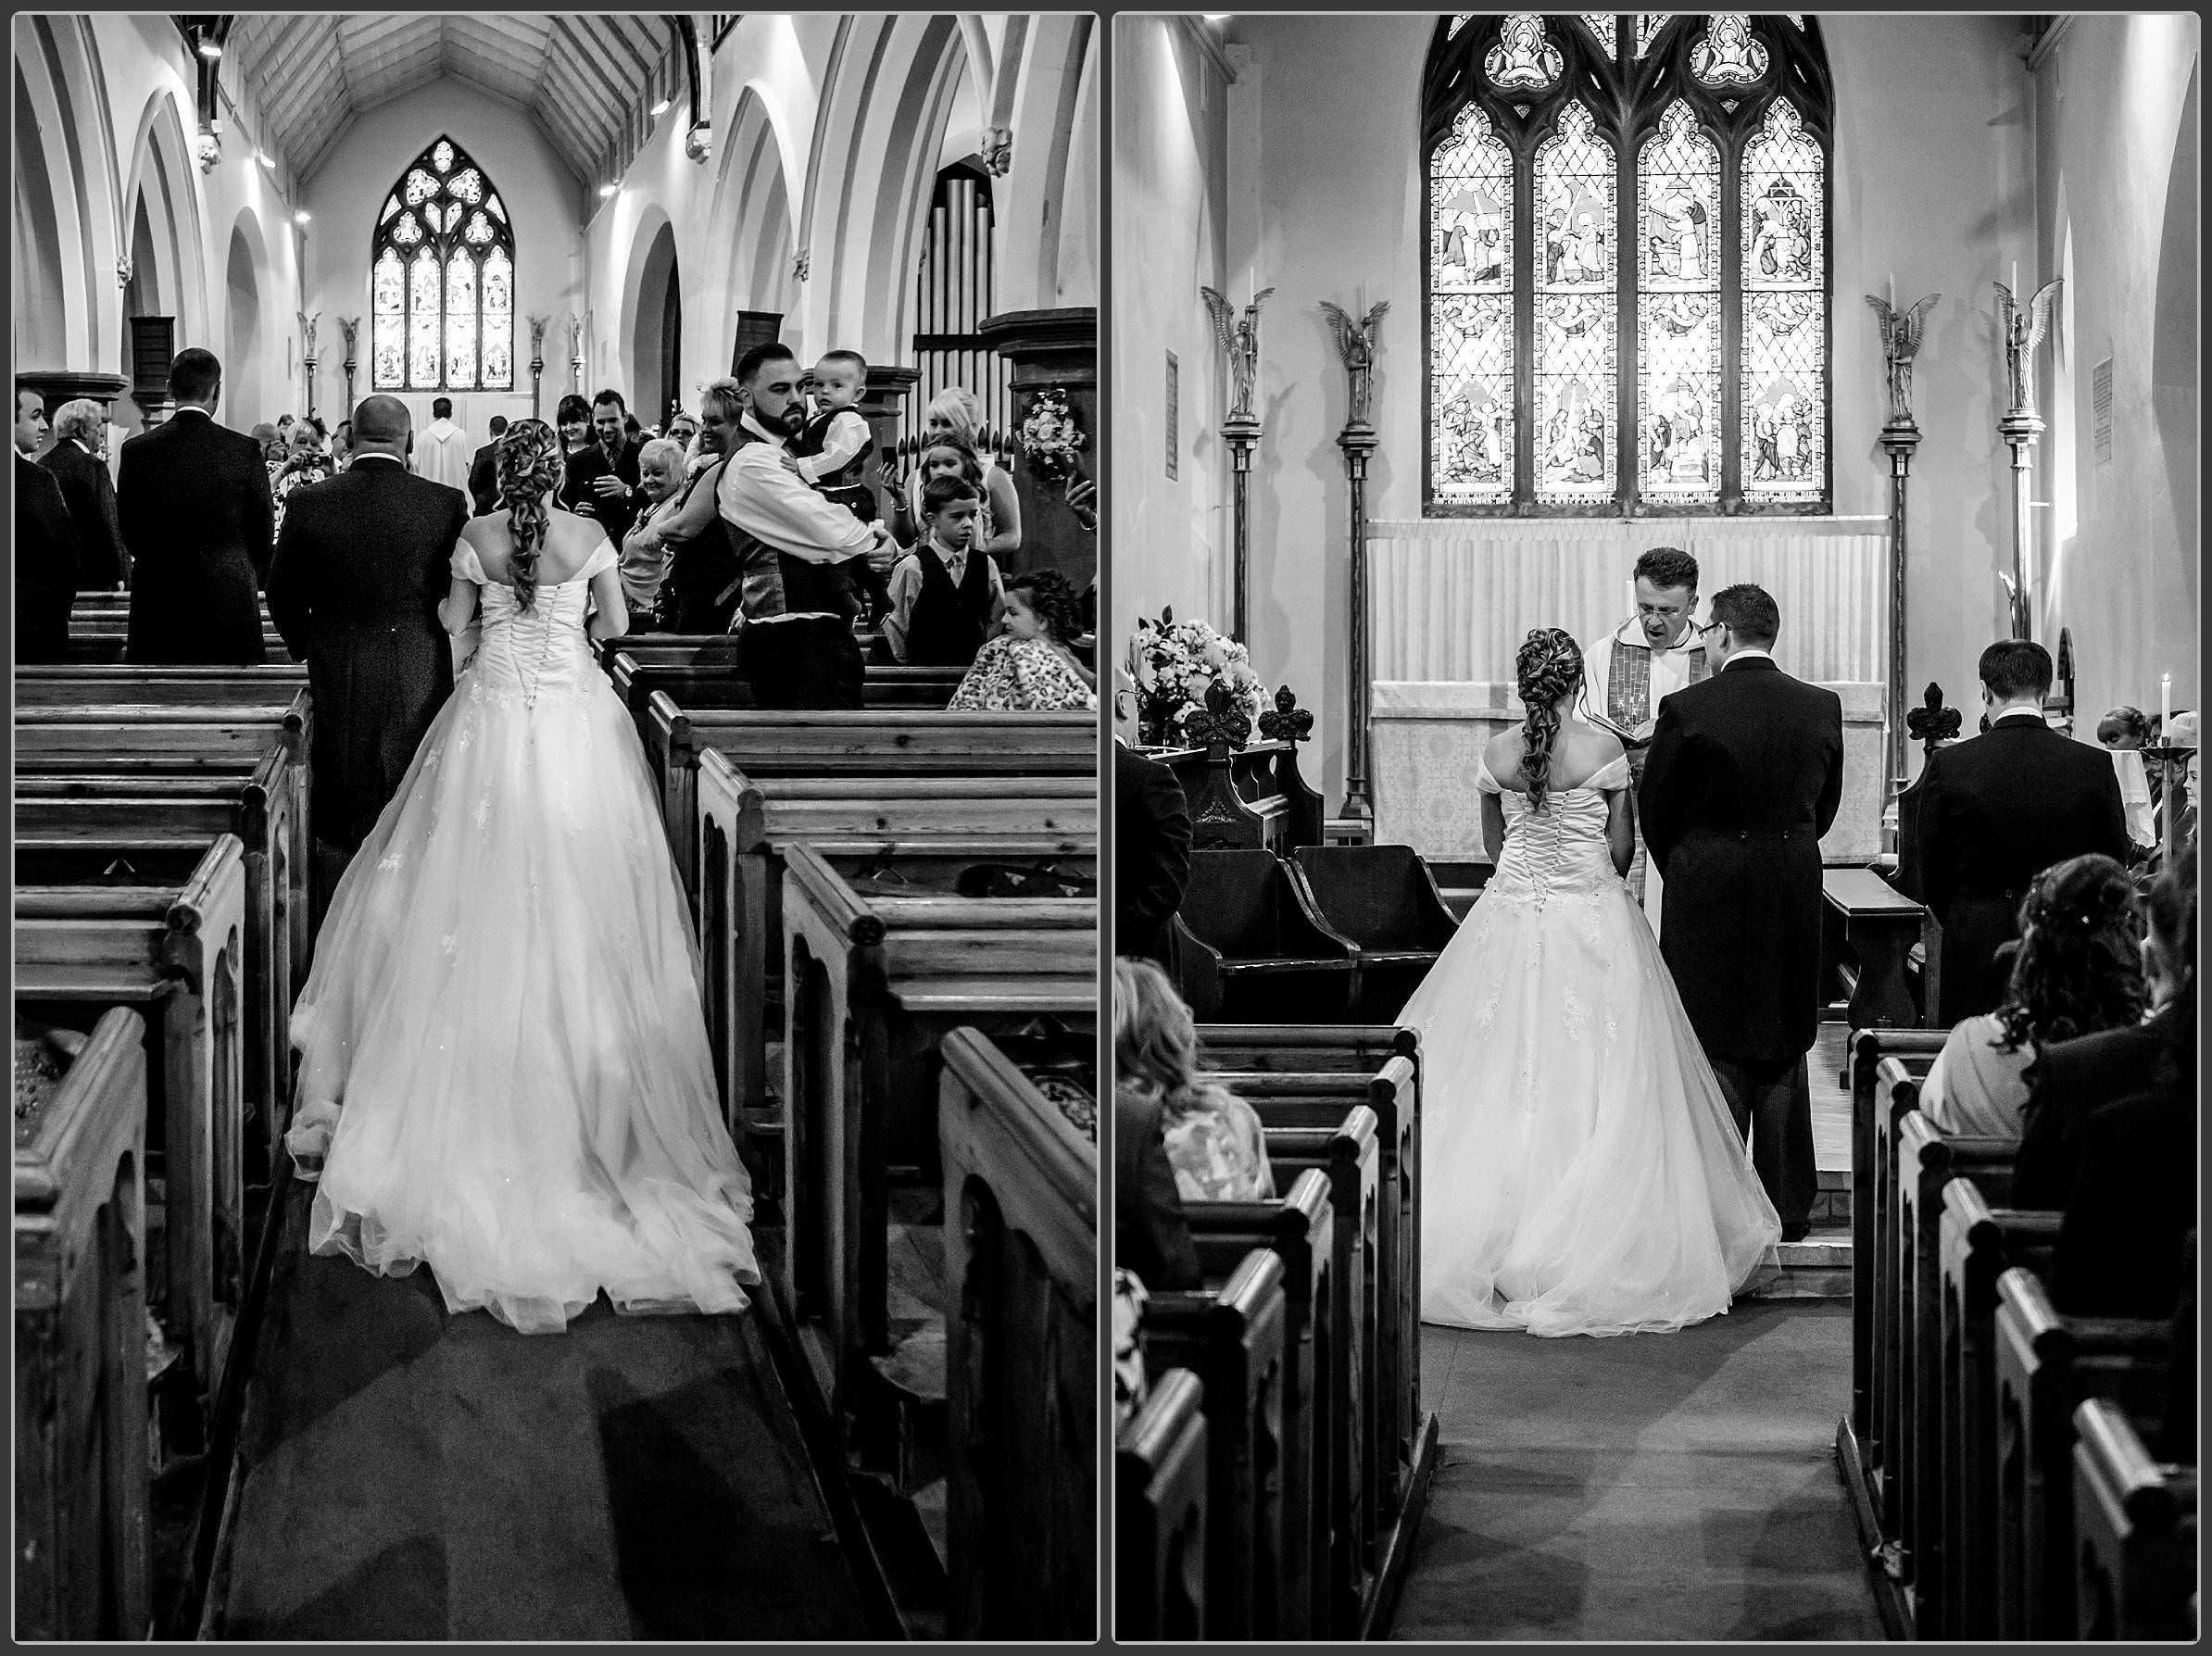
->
[[1125, 608, 1269, 748], [1018, 387, 1087, 482]]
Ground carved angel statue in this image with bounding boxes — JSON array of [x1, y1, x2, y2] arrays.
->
[[297, 310, 320, 361], [527, 314, 549, 364], [1995, 277, 2062, 418], [1200, 283, 1275, 422], [1864, 291, 1938, 427], [1319, 299, 1389, 427], [337, 316, 360, 365]]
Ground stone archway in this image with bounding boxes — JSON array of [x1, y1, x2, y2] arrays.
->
[[624, 216, 682, 428], [13, 60, 69, 369], [224, 224, 263, 427]]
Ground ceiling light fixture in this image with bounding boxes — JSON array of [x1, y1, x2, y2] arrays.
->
[[256, 149, 274, 169], [599, 182, 619, 198], [294, 210, 311, 225], [197, 38, 223, 60], [650, 96, 672, 117]]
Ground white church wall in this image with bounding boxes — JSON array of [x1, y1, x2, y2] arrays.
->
[[2033, 13, 2200, 730], [1126, 13, 2042, 803], [1110, 17, 1235, 682], [297, 82, 585, 438]]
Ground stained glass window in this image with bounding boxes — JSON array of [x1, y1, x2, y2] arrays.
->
[[369, 135, 515, 391], [1422, 14, 1830, 515]]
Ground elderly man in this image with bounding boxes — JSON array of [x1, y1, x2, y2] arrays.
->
[[1578, 544, 1709, 933], [41, 397, 131, 589]]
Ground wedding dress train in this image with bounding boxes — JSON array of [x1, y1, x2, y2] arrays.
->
[[284, 539, 759, 1334], [1402, 754, 1780, 1336]]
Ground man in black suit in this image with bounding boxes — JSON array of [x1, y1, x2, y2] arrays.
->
[[16, 432, 81, 663], [560, 388, 646, 547], [267, 395, 469, 920], [1898, 639, 2130, 1020], [1640, 583, 1842, 1240], [467, 413, 509, 518], [41, 397, 130, 589], [116, 348, 274, 664], [1113, 669, 1193, 969]]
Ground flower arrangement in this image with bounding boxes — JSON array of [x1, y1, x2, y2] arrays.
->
[[1018, 387, 1087, 483], [1125, 608, 1269, 749]]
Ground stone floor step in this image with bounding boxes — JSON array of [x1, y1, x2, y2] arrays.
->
[[1750, 1221, 1852, 1300]]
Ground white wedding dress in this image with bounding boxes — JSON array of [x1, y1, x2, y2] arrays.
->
[[284, 539, 760, 1334], [1402, 753, 1780, 1337]]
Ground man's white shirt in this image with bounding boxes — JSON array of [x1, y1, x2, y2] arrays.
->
[[715, 412, 875, 563]]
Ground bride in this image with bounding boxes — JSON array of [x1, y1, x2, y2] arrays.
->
[[1402, 627, 1778, 1337], [283, 419, 759, 1334]]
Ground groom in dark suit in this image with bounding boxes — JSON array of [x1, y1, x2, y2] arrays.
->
[[267, 395, 469, 920], [1639, 583, 1842, 1240], [116, 347, 274, 663]]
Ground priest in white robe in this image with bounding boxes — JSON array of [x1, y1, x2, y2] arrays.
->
[[414, 395, 471, 499], [1577, 546, 1709, 936]]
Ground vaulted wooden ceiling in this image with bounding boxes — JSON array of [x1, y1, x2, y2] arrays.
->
[[225, 14, 679, 188]]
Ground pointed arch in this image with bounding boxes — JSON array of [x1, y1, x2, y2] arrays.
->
[[370, 135, 516, 392], [123, 83, 207, 348]]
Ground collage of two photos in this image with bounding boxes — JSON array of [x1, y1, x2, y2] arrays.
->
[[13, 6, 2200, 1648]]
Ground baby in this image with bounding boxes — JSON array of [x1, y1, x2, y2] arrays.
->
[[791, 349, 878, 523]]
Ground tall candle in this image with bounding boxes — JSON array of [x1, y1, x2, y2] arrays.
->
[[1887, 270, 1895, 308], [2010, 259, 2018, 297], [2162, 673, 2172, 726]]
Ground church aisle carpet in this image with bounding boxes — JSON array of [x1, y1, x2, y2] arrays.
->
[[214, 1179, 869, 1640], [1392, 1301, 1881, 1641]]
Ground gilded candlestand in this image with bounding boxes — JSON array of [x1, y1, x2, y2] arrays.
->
[[1337, 419, 1378, 822], [1224, 411, 1261, 646], [1994, 278, 2062, 641], [1866, 291, 1938, 795]]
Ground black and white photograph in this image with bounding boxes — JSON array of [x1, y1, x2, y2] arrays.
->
[[14, 11, 1099, 1639], [1111, 11, 2197, 1640]]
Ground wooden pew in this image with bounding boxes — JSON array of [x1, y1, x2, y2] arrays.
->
[[2071, 1397, 2198, 1640], [1173, 849, 1361, 1022], [647, 693, 1095, 899], [1261, 1106, 1382, 1635], [1992, 1268, 2171, 1639], [14, 668, 308, 708], [1139, 1249, 1289, 1638], [1114, 1367, 1209, 1640], [1291, 846, 1458, 1021], [1822, 868, 1929, 1036], [14, 694, 310, 776], [1892, 1110, 2016, 1631], [606, 645, 964, 731], [695, 746, 1095, 1125], [1936, 1176, 2060, 1637], [1839, 1027, 1946, 1523], [13, 1008, 152, 1641], [1857, 1048, 1943, 1566], [1183, 1170, 1335, 1640], [18, 797, 295, 1174], [776, 840, 1094, 1439], [14, 836, 251, 1417], [1152, 739, 1326, 855], [937, 1028, 1098, 1639]]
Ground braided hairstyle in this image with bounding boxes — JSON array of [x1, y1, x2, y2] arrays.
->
[[1005, 569, 1084, 645], [1992, 852, 2147, 1063], [494, 419, 566, 612], [1514, 627, 1585, 810]]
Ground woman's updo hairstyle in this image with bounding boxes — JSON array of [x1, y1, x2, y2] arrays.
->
[[1993, 852, 2147, 1059], [494, 419, 565, 612], [1514, 627, 1585, 810]]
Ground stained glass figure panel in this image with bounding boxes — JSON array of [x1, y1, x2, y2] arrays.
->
[[372, 315, 404, 390], [1580, 14, 1616, 54], [1431, 105, 1512, 296], [391, 212, 421, 246], [1690, 15, 1769, 87], [1637, 102, 1720, 501], [1431, 294, 1514, 504], [448, 168, 483, 204], [1534, 101, 1615, 502], [371, 136, 517, 391], [1740, 103, 1826, 501], [405, 168, 438, 207], [433, 139, 454, 173], [444, 257, 477, 388], [1487, 16, 1564, 90], [1634, 14, 1667, 57]]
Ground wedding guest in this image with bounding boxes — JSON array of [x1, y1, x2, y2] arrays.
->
[[793, 349, 878, 522], [666, 408, 699, 458], [16, 436, 80, 661], [1898, 639, 2131, 1019], [554, 393, 592, 459], [1114, 666, 1192, 971], [14, 382, 48, 456], [270, 416, 334, 538], [331, 420, 353, 470], [2097, 706, 2152, 750], [949, 569, 1097, 710], [467, 414, 508, 516], [1919, 853, 2147, 1138], [1114, 1089, 1201, 1293], [2015, 853, 2193, 1206], [560, 388, 645, 546], [908, 386, 1021, 560], [647, 381, 743, 632], [618, 436, 688, 621], [416, 395, 471, 498], [41, 397, 130, 590], [252, 420, 283, 465], [882, 472, 1005, 666], [117, 347, 273, 664], [712, 347, 892, 707], [1113, 1269, 1154, 1427], [886, 436, 991, 551], [1115, 957, 1274, 1202]]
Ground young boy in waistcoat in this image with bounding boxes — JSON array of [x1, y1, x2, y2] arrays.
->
[[882, 472, 1005, 667]]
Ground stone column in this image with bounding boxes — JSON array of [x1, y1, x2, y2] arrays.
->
[[861, 364, 922, 523], [975, 306, 1098, 591]]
